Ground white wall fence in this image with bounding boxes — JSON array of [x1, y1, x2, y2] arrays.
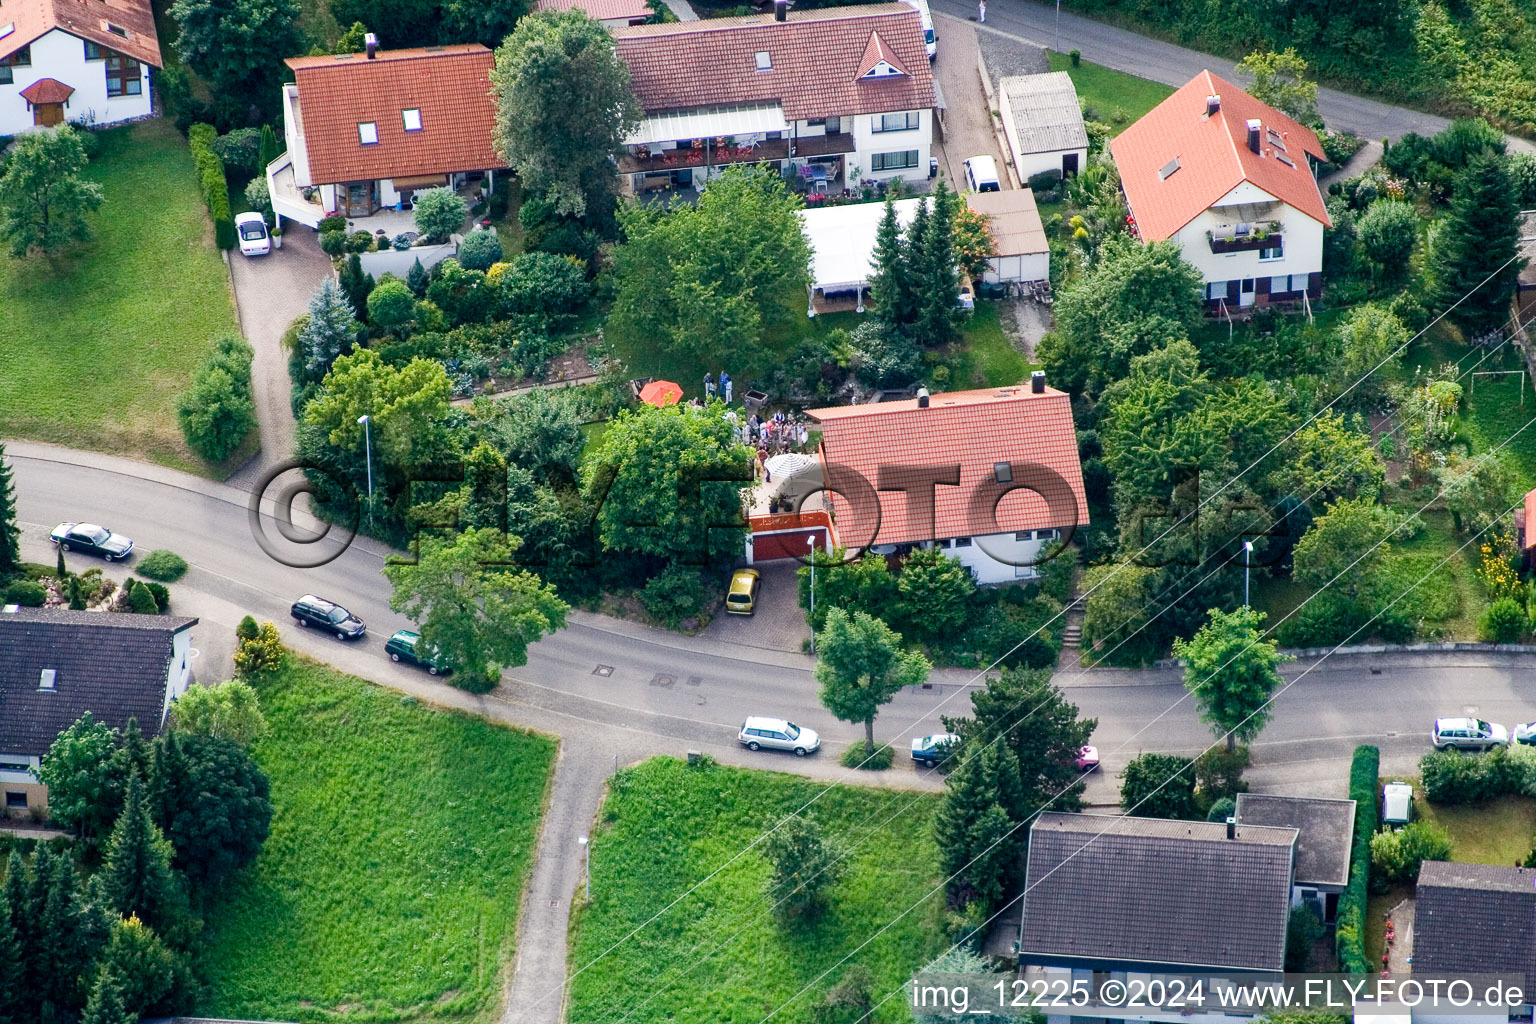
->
[[357, 237, 459, 278]]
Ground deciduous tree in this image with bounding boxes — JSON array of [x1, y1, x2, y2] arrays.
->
[[159, 734, 272, 887], [384, 527, 568, 692], [762, 815, 843, 925], [170, 0, 300, 115], [412, 187, 468, 243], [1236, 48, 1320, 127], [38, 713, 120, 843], [815, 608, 930, 754], [1174, 607, 1290, 752], [1293, 497, 1399, 599], [490, 10, 640, 217], [1356, 199, 1418, 289], [169, 681, 267, 746], [0, 127, 103, 257], [1119, 752, 1198, 819]]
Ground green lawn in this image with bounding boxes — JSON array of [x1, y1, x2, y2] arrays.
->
[[1047, 53, 1174, 133], [950, 303, 1034, 389], [198, 657, 557, 1023], [0, 119, 239, 472], [1407, 329, 1536, 492], [566, 757, 947, 1024]]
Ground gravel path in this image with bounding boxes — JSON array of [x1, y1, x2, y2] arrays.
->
[[225, 228, 331, 491]]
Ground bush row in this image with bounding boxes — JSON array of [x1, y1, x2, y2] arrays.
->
[[1419, 744, 1536, 805], [1336, 744, 1379, 974], [188, 124, 235, 250]]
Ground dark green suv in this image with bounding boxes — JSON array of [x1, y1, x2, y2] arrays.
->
[[385, 630, 449, 675]]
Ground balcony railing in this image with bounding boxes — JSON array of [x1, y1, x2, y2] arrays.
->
[[618, 133, 855, 175], [1208, 220, 1283, 254]]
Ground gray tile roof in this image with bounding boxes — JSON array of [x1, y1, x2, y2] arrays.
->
[[0, 607, 196, 757], [1000, 71, 1088, 155], [1019, 812, 1297, 971], [1415, 861, 1536, 978], [1235, 793, 1357, 889]]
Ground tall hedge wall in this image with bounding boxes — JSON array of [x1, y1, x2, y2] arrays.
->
[[1336, 744, 1380, 973], [188, 123, 235, 251]]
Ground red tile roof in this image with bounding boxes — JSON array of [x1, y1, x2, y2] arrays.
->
[[1110, 70, 1329, 242], [285, 45, 502, 186], [854, 29, 910, 79], [0, 0, 161, 68], [808, 385, 1088, 548], [613, 4, 935, 120], [535, 0, 651, 22], [20, 77, 75, 104], [1523, 488, 1536, 550]]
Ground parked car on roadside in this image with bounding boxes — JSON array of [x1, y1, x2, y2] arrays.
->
[[1075, 745, 1100, 771], [1431, 717, 1508, 751], [1513, 722, 1536, 745], [726, 568, 761, 615], [911, 732, 959, 768], [1381, 782, 1414, 828], [235, 212, 271, 256], [290, 594, 366, 639], [739, 716, 820, 756], [50, 522, 133, 561], [385, 630, 449, 675]]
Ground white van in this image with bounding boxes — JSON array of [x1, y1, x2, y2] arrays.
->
[[964, 155, 1001, 193], [1381, 783, 1414, 828], [902, 0, 936, 60]]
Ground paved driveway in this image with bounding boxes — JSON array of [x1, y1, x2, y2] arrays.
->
[[931, 16, 1012, 188], [698, 560, 811, 654], [225, 227, 332, 490]]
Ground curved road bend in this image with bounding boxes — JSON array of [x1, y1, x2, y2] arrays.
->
[[931, 0, 1534, 154], [11, 441, 1536, 1021]]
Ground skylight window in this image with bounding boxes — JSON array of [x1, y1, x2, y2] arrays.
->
[[1158, 157, 1180, 180], [994, 462, 1013, 484], [1267, 128, 1287, 152], [1275, 152, 1296, 168], [403, 108, 422, 131], [358, 121, 378, 144], [754, 50, 772, 71], [0, 24, 14, 40], [106, 22, 127, 36]]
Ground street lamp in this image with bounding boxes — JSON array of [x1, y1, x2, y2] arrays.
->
[[577, 834, 590, 898], [808, 534, 817, 655], [357, 414, 373, 525], [1055, 0, 1062, 54], [1243, 540, 1255, 608]]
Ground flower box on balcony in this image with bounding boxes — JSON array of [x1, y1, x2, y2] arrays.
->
[[1208, 223, 1283, 254]]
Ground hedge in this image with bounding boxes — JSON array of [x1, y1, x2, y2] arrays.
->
[[1336, 745, 1380, 974], [1420, 745, 1536, 804], [188, 123, 235, 250]]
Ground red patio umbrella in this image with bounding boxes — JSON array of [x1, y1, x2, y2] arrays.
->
[[639, 380, 683, 407]]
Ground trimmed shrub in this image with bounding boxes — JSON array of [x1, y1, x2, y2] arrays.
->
[[1119, 753, 1198, 819], [639, 565, 709, 628], [838, 743, 895, 770], [319, 230, 347, 257], [4, 580, 45, 607], [1286, 906, 1325, 971], [1370, 820, 1453, 891], [188, 123, 235, 250], [1480, 596, 1526, 643], [126, 578, 159, 614], [345, 230, 375, 253], [318, 214, 348, 233], [1027, 169, 1063, 191], [366, 277, 416, 334], [1419, 747, 1516, 804], [457, 229, 503, 271], [136, 549, 188, 582], [414, 186, 468, 242], [138, 579, 170, 611], [236, 614, 260, 641], [1205, 796, 1236, 823], [392, 232, 414, 251], [1336, 745, 1379, 973]]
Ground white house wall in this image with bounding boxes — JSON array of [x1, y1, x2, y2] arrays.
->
[[1170, 200, 1324, 292], [982, 251, 1049, 284], [0, 28, 152, 136], [851, 107, 931, 183], [935, 531, 1055, 585]]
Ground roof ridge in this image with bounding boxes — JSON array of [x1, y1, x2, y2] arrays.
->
[[618, 3, 909, 34]]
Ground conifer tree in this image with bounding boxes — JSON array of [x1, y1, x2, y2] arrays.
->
[[297, 278, 362, 381], [0, 442, 18, 576], [913, 179, 964, 347], [866, 197, 916, 331], [80, 969, 132, 1024], [0, 881, 25, 1024], [38, 854, 92, 1011], [1432, 153, 1524, 342], [99, 774, 181, 936]]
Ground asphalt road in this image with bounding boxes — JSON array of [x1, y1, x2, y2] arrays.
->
[[13, 442, 1536, 1018], [932, 0, 1535, 153]]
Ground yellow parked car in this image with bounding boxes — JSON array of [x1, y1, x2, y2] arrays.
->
[[726, 568, 761, 615]]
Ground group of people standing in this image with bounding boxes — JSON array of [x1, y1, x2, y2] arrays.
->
[[703, 371, 733, 405]]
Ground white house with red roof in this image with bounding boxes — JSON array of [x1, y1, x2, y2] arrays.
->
[[805, 374, 1087, 585], [612, 2, 936, 195], [266, 39, 503, 228], [0, 0, 158, 135], [1110, 71, 1330, 312], [535, 0, 651, 30]]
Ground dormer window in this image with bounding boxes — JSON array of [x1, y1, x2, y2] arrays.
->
[[402, 108, 422, 131], [861, 61, 904, 78], [754, 50, 771, 71], [358, 121, 378, 144]]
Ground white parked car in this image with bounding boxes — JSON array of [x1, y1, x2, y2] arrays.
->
[[1431, 717, 1508, 751], [739, 716, 820, 756], [235, 212, 271, 256]]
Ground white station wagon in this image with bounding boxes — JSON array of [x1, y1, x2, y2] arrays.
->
[[739, 716, 820, 757]]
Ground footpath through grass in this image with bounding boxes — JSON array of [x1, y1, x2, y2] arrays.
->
[[0, 119, 239, 471], [567, 757, 947, 1024], [198, 657, 556, 1023]]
